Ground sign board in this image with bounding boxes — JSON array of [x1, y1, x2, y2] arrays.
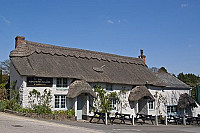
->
[[27, 77, 53, 87]]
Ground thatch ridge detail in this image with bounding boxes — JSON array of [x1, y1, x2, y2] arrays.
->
[[128, 86, 154, 102], [67, 80, 96, 98]]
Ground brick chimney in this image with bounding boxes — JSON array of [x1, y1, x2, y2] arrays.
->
[[138, 49, 146, 64], [15, 36, 25, 48]]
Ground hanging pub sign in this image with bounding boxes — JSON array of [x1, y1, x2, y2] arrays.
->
[[27, 77, 53, 87]]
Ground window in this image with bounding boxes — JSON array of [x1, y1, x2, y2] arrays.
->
[[55, 95, 67, 109], [148, 101, 155, 110], [167, 105, 177, 115], [109, 98, 117, 110], [56, 78, 68, 88]]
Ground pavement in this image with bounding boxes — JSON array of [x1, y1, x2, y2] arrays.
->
[[0, 112, 200, 133]]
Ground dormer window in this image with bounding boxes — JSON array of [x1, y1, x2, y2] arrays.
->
[[56, 78, 68, 87]]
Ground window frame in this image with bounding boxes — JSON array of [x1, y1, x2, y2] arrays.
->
[[56, 78, 68, 88], [167, 105, 177, 115], [109, 98, 117, 111], [54, 95, 67, 109], [148, 100, 155, 110]]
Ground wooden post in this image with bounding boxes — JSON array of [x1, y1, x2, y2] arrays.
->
[[86, 96, 89, 117], [155, 115, 158, 125], [74, 97, 77, 120], [164, 115, 167, 125], [132, 114, 135, 125], [105, 112, 108, 125], [183, 109, 186, 125], [183, 115, 186, 125]]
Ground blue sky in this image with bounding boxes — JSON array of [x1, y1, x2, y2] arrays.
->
[[0, 0, 199, 75]]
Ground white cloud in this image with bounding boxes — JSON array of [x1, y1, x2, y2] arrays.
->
[[181, 3, 188, 8], [0, 16, 11, 24], [107, 20, 114, 24]]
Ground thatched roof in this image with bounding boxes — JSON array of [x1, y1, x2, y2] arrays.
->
[[10, 39, 164, 86], [155, 72, 191, 89], [177, 93, 197, 109], [128, 86, 154, 102], [67, 80, 96, 98]]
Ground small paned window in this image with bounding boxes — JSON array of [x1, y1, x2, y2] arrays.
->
[[167, 105, 177, 115], [56, 78, 68, 88], [148, 101, 155, 110], [109, 98, 117, 110], [55, 95, 67, 109]]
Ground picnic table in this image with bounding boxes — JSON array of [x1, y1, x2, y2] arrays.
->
[[89, 112, 112, 124], [186, 116, 200, 125], [167, 115, 183, 125], [135, 113, 154, 125], [111, 112, 132, 124]]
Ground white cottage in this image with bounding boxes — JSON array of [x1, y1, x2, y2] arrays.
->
[[10, 36, 197, 120]]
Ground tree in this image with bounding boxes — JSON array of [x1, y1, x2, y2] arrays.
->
[[177, 72, 200, 99], [0, 59, 10, 74], [0, 70, 2, 84], [93, 86, 112, 113], [158, 67, 168, 73]]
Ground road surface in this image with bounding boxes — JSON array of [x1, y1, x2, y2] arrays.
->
[[1, 112, 200, 133]]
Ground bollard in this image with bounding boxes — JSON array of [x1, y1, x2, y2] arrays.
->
[[105, 113, 108, 125], [164, 116, 167, 125], [183, 115, 186, 126], [155, 115, 158, 125], [132, 115, 135, 125]]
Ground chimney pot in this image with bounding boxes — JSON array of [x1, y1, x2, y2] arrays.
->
[[138, 49, 146, 64], [15, 36, 25, 48]]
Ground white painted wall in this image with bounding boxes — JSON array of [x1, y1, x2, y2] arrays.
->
[[148, 85, 190, 116], [11, 64, 199, 116]]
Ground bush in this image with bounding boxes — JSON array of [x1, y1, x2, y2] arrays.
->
[[6, 99, 21, 111], [33, 105, 52, 114], [52, 109, 75, 118], [67, 109, 75, 118], [0, 100, 8, 111]]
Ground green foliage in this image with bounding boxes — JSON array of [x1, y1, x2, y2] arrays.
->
[[93, 85, 112, 113], [0, 70, 2, 84], [0, 100, 8, 111], [28, 89, 52, 114], [0, 83, 8, 100], [32, 105, 52, 114], [2, 74, 9, 84], [177, 73, 200, 99], [93, 85, 119, 113], [53, 109, 75, 118]]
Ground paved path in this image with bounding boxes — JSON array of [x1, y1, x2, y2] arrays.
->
[[0, 112, 103, 133], [1, 112, 200, 133]]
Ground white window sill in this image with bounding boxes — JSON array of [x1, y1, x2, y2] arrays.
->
[[53, 108, 68, 111], [56, 87, 68, 90], [149, 109, 155, 111]]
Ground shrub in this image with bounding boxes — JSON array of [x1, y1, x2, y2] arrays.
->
[[0, 100, 8, 111], [32, 105, 52, 114], [67, 109, 75, 118]]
